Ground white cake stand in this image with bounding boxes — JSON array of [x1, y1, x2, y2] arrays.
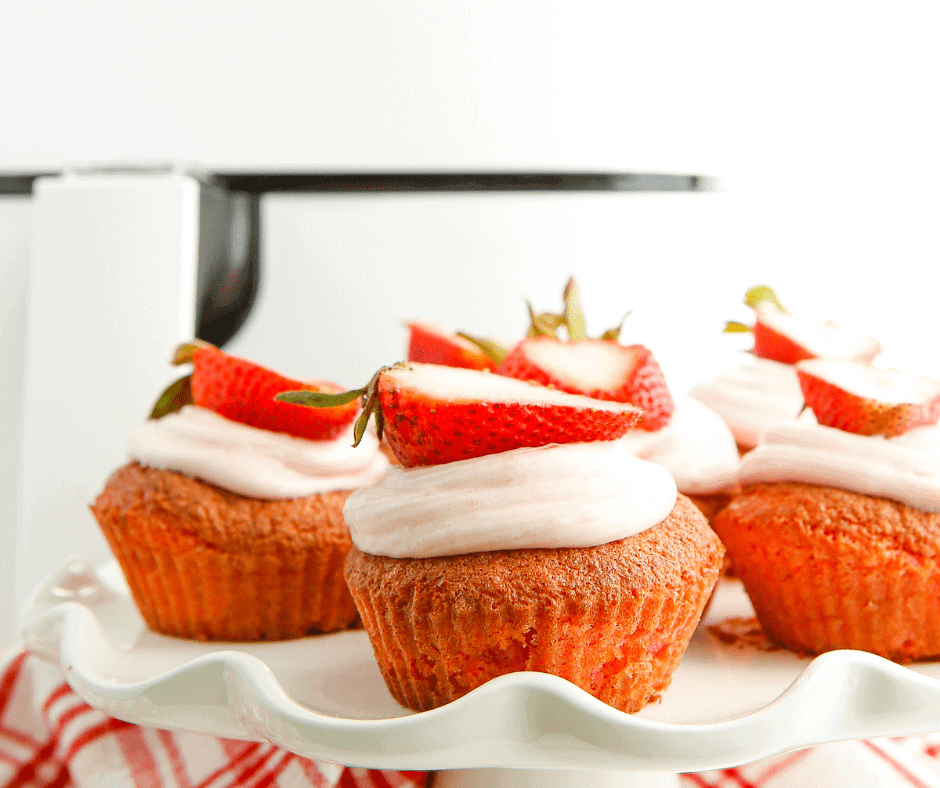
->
[[20, 557, 940, 788]]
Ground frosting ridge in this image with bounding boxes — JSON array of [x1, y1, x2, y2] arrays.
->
[[688, 357, 804, 449], [619, 395, 739, 495], [343, 441, 678, 558], [128, 405, 389, 498], [738, 418, 940, 512]]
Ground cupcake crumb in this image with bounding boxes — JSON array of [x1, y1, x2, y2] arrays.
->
[[709, 617, 782, 652]]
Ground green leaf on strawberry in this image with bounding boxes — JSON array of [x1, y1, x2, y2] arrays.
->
[[149, 374, 193, 419], [406, 321, 501, 371], [563, 277, 587, 340], [743, 284, 786, 312], [455, 333, 510, 366]]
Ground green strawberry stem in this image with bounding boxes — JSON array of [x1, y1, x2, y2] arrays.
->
[[524, 278, 630, 342], [456, 333, 510, 365], [599, 311, 632, 341], [724, 284, 786, 335], [743, 284, 786, 312], [526, 302, 565, 338], [275, 363, 408, 446], [149, 374, 193, 419], [563, 277, 587, 340], [148, 338, 216, 419], [172, 338, 216, 366]]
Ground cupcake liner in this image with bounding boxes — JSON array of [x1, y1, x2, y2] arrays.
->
[[91, 464, 360, 642], [713, 483, 940, 662], [347, 550, 713, 712], [104, 522, 357, 641]]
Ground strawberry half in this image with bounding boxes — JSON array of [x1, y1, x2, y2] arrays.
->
[[796, 359, 940, 438], [496, 337, 675, 431], [753, 304, 882, 364], [726, 286, 881, 365], [159, 341, 358, 440], [278, 362, 642, 467], [406, 321, 501, 371]]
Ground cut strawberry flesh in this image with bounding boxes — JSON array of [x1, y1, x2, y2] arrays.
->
[[407, 321, 497, 371], [497, 337, 675, 431], [796, 359, 940, 438], [516, 338, 641, 391], [378, 363, 642, 467], [754, 305, 881, 364]]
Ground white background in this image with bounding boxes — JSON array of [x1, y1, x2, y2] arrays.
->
[[2, 1, 940, 645]]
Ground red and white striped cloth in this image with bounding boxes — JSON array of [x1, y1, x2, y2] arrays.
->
[[0, 650, 427, 788], [5, 648, 940, 788]]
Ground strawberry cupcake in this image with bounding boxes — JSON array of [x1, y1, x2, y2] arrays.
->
[[90, 341, 389, 642], [689, 286, 881, 452], [285, 362, 725, 712], [712, 359, 940, 661]]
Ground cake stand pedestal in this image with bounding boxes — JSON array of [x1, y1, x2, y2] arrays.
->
[[434, 768, 678, 787], [19, 557, 940, 788]]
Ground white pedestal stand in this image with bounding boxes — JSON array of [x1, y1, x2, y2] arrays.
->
[[434, 768, 679, 787]]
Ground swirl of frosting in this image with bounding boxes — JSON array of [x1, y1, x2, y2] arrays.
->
[[688, 357, 804, 449], [619, 395, 740, 495], [128, 405, 389, 498], [738, 417, 940, 512], [343, 441, 678, 558]]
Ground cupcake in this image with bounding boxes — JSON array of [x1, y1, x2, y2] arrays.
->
[[689, 285, 882, 452], [90, 341, 389, 641], [712, 359, 940, 661], [285, 362, 725, 711]]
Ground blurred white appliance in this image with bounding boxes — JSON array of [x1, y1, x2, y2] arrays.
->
[[3, 164, 719, 647]]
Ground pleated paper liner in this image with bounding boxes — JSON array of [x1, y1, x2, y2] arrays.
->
[[92, 463, 360, 641], [713, 482, 940, 663]]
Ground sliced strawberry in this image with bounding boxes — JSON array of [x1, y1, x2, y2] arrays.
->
[[166, 342, 358, 440], [406, 321, 500, 371], [496, 337, 674, 431], [796, 359, 940, 438], [753, 304, 881, 364], [278, 362, 642, 467]]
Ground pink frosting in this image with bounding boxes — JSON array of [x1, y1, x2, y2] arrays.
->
[[738, 415, 940, 512], [128, 405, 389, 498]]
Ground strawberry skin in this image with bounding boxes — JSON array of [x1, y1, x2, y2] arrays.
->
[[752, 315, 816, 364], [497, 338, 675, 431], [407, 321, 498, 371], [377, 363, 642, 467], [752, 305, 881, 365], [190, 346, 357, 440], [796, 359, 940, 438]]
